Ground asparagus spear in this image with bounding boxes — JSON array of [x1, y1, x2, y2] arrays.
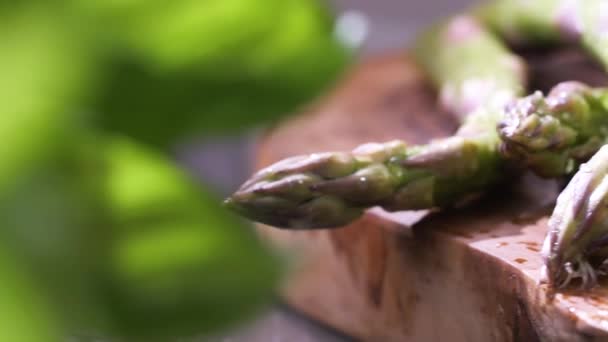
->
[[225, 16, 526, 229], [498, 81, 608, 178], [413, 16, 526, 117], [474, 1, 608, 288], [470, 1, 608, 178], [498, 81, 608, 288], [542, 145, 608, 289], [475, 0, 608, 68]]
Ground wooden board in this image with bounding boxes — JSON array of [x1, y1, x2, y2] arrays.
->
[[253, 52, 608, 342]]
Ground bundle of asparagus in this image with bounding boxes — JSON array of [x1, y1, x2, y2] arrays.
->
[[226, 0, 608, 290]]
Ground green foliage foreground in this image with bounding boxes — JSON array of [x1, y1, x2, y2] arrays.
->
[[0, 1, 351, 340]]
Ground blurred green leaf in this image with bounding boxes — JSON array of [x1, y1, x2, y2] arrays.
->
[[82, 0, 351, 147], [0, 136, 113, 336], [93, 60, 346, 148], [0, 1, 341, 339], [0, 5, 104, 336], [0, 3, 93, 192], [0, 247, 62, 342], [101, 136, 281, 339]]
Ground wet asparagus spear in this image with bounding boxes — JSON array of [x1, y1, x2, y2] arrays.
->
[[475, 0, 608, 68], [475, 1, 608, 288], [225, 16, 526, 229], [498, 81, 608, 178], [413, 16, 526, 118], [464, 1, 608, 178], [542, 145, 608, 289], [497, 81, 608, 288]]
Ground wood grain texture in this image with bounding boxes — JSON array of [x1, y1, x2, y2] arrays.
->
[[254, 52, 608, 342]]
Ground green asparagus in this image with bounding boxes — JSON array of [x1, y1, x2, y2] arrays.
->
[[498, 81, 608, 177], [475, 0, 608, 68], [225, 16, 526, 229], [542, 145, 608, 289], [474, 0, 608, 288], [225, 0, 608, 292], [414, 15, 526, 117]]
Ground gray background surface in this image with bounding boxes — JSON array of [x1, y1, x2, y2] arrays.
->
[[190, 0, 476, 341]]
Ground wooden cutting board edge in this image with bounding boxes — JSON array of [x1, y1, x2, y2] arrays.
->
[[252, 52, 608, 342]]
